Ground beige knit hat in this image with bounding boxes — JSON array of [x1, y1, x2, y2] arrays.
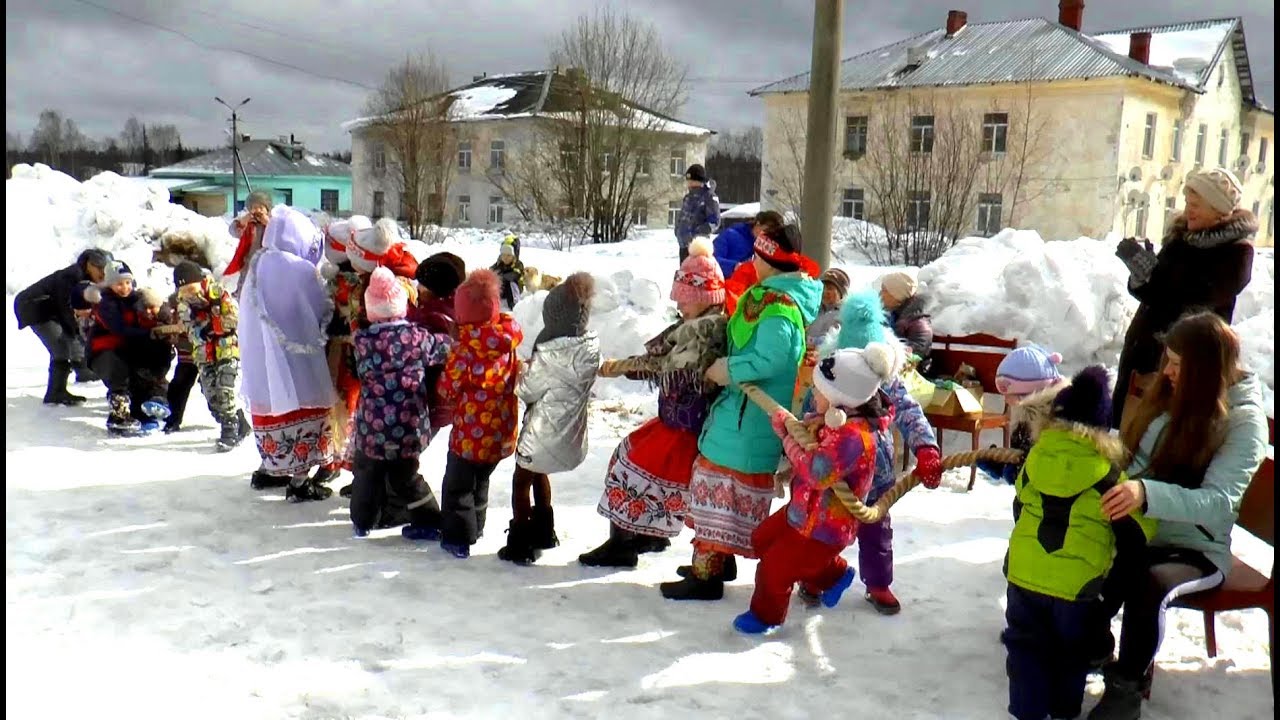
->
[[1184, 168, 1243, 214], [880, 271, 918, 303]]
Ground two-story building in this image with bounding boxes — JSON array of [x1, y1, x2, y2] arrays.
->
[[751, 2, 1274, 246], [344, 69, 713, 232]]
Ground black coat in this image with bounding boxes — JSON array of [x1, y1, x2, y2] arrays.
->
[[14, 263, 87, 333]]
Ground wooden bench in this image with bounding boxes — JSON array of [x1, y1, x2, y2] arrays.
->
[[922, 333, 1018, 491]]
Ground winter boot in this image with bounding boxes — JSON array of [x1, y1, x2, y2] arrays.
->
[[820, 568, 856, 608], [250, 470, 289, 490], [73, 362, 100, 384], [659, 576, 725, 601], [43, 360, 86, 406], [578, 524, 641, 568], [440, 541, 471, 559], [285, 475, 333, 502], [635, 536, 671, 554], [733, 611, 778, 635], [865, 587, 902, 615], [677, 555, 738, 582], [402, 524, 442, 541], [215, 415, 248, 452], [106, 392, 141, 435], [529, 506, 559, 551], [497, 520, 540, 565], [141, 398, 171, 422], [338, 484, 354, 498], [1086, 667, 1145, 720], [311, 464, 341, 485], [797, 586, 822, 609]]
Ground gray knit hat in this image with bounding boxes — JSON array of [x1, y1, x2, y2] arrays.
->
[[245, 190, 273, 210], [536, 272, 594, 346], [103, 260, 133, 286]]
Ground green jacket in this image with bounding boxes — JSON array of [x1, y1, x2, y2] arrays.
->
[[698, 272, 822, 474], [1006, 423, 1157, 602]]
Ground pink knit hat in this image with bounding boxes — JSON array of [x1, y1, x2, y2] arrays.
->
[[670, 237, 725, 306], [455, 269, 501, 325], [365, 266, 408, 322]]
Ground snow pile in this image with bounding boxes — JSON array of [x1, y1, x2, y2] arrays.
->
[[6, 164, 236, 296]]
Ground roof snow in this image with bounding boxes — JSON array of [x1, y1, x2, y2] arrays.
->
[[1093, 20, 1235, 87], [448, 87, 520, 121]]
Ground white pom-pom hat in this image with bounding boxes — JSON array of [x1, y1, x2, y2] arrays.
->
[[812, 342, 904, 425]]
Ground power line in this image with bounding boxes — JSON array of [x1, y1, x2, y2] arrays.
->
[[64, 0, 377, 91]]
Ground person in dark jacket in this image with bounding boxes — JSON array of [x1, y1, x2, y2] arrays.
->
[[675, 164, 720, 263], [1111, 168, 1256, 429], [879, 271, 934, 372], [14, 248, 112, 405], [87, 262, 171, 434]]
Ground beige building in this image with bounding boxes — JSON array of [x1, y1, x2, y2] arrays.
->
[[344, 69, 712, 232], [751, 3, 1274, 246]]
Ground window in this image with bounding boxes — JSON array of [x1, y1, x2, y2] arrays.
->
[[1260, 137, 1270, 169], [372, 191, 385, 218], [1141, 113, 1157, 160], [487, 195, 504, 224], [907, 190, 931, 230], [982, 113, 1009, 154], [457, 195, 471, 224], [1171, 119, 1183, 161], [844, 115, 868, 157], [631, 206, 648, 226], [373, 145, 386, 172], [458, 141, 472, 171], [976, 193, 1002, 236], [1253, 201, 1261, 217], [637, 154, 652, 177], [600, 151, 617, 173], [840, 188, 865, 220], [1134, 205, 1148, 236], [910, 116, 935, 153], [560, 144, 579, 172], [1165, 196, 1176, 219], [320, 189, 339, 213], [1194, 124, 1207, 165], [398, 192, 410, 221], [1240, 132, 1251, 159], [1218, 128, 1229, 166], [670, 149, 686, 177], [489, 140, 505, 170], [275, 188, 292, 206], [667, 200, 681, 226]]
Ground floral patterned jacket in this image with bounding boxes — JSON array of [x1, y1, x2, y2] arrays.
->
[[778, 412, 885, 547], [440, 314, 523, 464], [353, 320, 451, 460]]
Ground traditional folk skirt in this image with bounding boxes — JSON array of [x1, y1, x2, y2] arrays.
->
[[252, 407, 338, 477], [597, 418, 700, 538], [687, 456, 777, 558], [327, 340, 361, 471]]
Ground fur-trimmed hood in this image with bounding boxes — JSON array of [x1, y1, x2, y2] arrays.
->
[[1165, 208, 1258, 249], [1039, 418, 1128, 465], [1009, 380, 1069, 442]]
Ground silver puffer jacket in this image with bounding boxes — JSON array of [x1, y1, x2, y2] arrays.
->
[[516, 333, 601, 473]]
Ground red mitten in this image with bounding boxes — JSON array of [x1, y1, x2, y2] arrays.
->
[[770, 410, 791, 437], [915, 446, 942, 489]]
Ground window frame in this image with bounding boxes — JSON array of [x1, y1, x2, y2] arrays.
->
[[487, 195, 504, 224], [489, 139, 505, 171], [840, 187, 865, 220], [1171, 119, 1183, 162], [1141, 112, 1157, 160], [373, 145, 387, 173], [667, 200, 681, 226], [275, 188, 292, 207], [669, 149, 687, 178], [630, 205, 648, 227], [458, 141, 472, 172], [982, 113, 1009, 155], [907, 190, 931, 230], [910, 115, 935, 154], [1218, 127, 1229, 167], [372, 191, 385, 218], [320, 189, 339, 213], [1194, 124, 1207, 165], [844, 115, 869, 157], [976, 192, 1003, 237], [457, 194, 471, 224]]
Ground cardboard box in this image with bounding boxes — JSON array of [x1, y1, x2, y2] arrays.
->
[[925, 382, 986, 417]]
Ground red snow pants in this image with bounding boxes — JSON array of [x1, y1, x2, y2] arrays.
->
[[748, 509, 849, 626]]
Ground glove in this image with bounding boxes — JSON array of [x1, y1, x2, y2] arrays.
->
[[915, 445, 942, 489], [83, 285, 102, 304], [1114, 237, 1144, 262], [770, 409, 790, 436], [704, 358, 729, 387]]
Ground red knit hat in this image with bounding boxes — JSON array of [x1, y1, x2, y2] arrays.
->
[[455, 269, 501, 325], [671, 237, 725, 306]]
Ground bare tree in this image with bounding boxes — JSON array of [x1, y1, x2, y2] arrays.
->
[[120, 116, 144, 166], [29, 109, 67, 167], [6, 131, 21, 152], [148, 123, 181, 167], [763, 106, 809, 222], [362, 52, 455, 239]]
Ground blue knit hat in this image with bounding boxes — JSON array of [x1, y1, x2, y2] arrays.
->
[[835, 288, 889, 351], [996, 344, 1063, 396]]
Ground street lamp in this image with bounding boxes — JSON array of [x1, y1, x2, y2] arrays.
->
[[215, 97, 251, 212]]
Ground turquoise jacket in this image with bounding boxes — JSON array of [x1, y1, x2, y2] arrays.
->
[[698, 272, 822, 474], [1131, 373, 1269, 575]]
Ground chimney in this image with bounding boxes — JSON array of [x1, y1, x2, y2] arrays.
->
[[946, 10, 968, 37], [1058, 0, 1084, 32], [1128, 31, 1152, 65], [472, 72, 486, 82], [289, 133, 295, 145]]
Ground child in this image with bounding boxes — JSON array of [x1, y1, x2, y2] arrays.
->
[[979, 345, 1067, 484], [1002, 366, 1155, 720], [349, 267, 452, 538], [172, 261, 251, 451], [153, 282, 198, 434], [134, 288, 178, 433], [733, 342, 903, 634], [490, 237, 525, 311], [436, 269, 524, 558], [86, 261, 170, 435], [411, 252, 467, 435], [322, 217, 371, 493], [498, 273, 601, 564], [795, 268, 850, 412]]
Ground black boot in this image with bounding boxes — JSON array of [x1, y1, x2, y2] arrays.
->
[[311, 465, 341, 485], [497, 520, 540, 565], [285, 475, 333, 502], [659, 576, 724, 601], [215, 415, 248, 452], [44, 360, 86, 406], [635, 536, 671, 554], [250, 470, 290, 490], [1086, 665, 1145, 720], [529, 506, 559, 550], [105, 391, 140, 435], [676, 555, 737, 582], [73, 362, 100, 384], [578, 524, 641, 568]]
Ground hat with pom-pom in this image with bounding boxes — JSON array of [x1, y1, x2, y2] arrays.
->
[[813, 342, 904, 425], [1051, 365, 1113, 429], [365, 266, 409, 323], [348, 217, 399, 273], [835, 288, 890, 351], [671, 236, 725, 306], [996, 344, 1064, 396], [455, 268, 501, 325]]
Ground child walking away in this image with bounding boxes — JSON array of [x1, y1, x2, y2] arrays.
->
[[581, 237, 728, 568], [979, 345, 1067, 484], [490, 237, 525, 311], [349, 268, 452, 538], [498, 273, 601, 564], [436, 269, 523, 558], [734, 342, 902, 634], [1002, 366, 1155, 720], [171, 261, 251, 451]]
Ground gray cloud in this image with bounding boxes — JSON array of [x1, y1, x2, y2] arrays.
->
[[5, 0, 1273, 153]]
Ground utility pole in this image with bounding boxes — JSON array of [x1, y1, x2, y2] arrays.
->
[[800, 0, 843, 272], [215, 97, 251, 212]]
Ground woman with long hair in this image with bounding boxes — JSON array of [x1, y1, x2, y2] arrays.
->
[[1088, 312, 1268, 720]]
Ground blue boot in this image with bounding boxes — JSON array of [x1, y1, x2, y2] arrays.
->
[[733, 611, 778, 635], [402, 524, 442, 542], [141, 399, 171, 422], [820, 568, 856, 608], [440, 541, 470, 559]]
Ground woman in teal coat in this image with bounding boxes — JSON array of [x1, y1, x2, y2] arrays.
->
[[661, 224, 822, 601]]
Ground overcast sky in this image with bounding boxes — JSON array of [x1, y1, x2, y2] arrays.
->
[[5, 0, 1275, 153]]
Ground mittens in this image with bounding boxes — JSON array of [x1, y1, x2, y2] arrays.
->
[[770, 409, 790, 436], [915, 445, 943, 489], [1115, 237, 1158, 284]]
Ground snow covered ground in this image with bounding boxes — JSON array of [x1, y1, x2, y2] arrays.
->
[[5, 168, 1274, 719]]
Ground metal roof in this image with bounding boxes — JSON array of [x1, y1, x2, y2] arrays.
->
[[750, 17, 1218, 96], [151, 140, 351, 178]]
